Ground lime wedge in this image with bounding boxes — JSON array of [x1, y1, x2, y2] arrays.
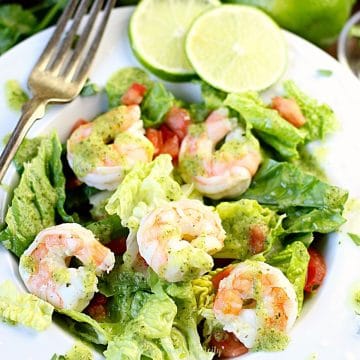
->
[[186, 5, 287, 92], [129, 0, 220, 81]]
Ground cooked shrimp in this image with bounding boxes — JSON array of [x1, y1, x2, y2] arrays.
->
[[19, 223, 115, 311], [179, 108, 261, 199], [137, 199, 225, 282], [271, 96, 306, 128], [67, 105, 154, 190], [213, 261, 297, 349]]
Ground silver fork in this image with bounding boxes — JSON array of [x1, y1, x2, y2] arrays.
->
[[0, 0, 116, 182]]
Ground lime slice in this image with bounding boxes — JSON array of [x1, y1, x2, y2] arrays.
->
[[129, 0, 220, 81], [186, 5, 287, 92]]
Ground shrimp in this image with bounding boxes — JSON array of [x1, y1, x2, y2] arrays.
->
[[137, 199, 225, 282], [179, 108, 262, 199], [19, 223, 115, 311], [213, 261, 298, 349], [67, 104, 154, 190]]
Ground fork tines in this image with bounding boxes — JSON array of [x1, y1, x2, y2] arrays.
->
[[34, 0, 116, 84]]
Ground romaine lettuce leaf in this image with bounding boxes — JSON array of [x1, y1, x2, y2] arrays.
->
[[104, 287, 177, 360], [0, 280, 53, 331], [284, 80, 337, 141], [215, 199, 283, 260], [51, 342, 93, 360], [199, 81, 227, 110], [243, 159, 348, 211], [86, 215, 128, 244], [13, 137, 42, 174], [56, 308, 109, 345], [141, 82, 174, 128], [164, 281, 214, 360], [267, 241, 310, 312], [283, 207, 346, 235], [105, 155, 182, 231], [0, 133, 73, 256], [98, 264, 150, 326], [225, 92, 304, 159], [105, 67, 153, 108]]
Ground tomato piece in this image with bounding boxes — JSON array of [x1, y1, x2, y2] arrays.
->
[[85, 293, 107, 321], [209, 331, 248, 358], [159, 135, 180, 162], [145, 128, 163, 156], [159, 124, 176, 142], [165, 107, 191, 140], [121, 82, 147, 105], [271, 96, 306, 128], [105, 237, 127, 255], [212, 265, 234, 292], [71, 118, 89, 134], [66, 176, 83, 190], [249, 225, 266, 254], [304, 248, 326, 293]]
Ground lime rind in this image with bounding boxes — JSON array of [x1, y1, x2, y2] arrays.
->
[[185, 5, 288, 93], [129, 0, 220, 82]]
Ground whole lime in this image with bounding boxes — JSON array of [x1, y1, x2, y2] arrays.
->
[[223, 0, 355, 46]]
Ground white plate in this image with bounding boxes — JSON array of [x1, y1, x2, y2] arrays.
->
[[0, 6, 360, 360]]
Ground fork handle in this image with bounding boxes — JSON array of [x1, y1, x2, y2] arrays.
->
[[0, 97, 47, 183]]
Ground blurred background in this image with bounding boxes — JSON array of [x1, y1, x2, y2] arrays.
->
[[0, 0, 359, 60]]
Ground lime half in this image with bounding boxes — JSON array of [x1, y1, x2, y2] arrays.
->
[[129, 0, 219, 81], [186, 5, 287, 92]]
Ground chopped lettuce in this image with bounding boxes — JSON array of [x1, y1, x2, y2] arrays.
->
[[243, 159, 348, 211], [98, 264, 150, 325], [215, 199, 283, 260], [284, 80, 337, 141], [56, 309, 109, 345], [225, 92, 304, 159], [283, 207, 346, 235], [243, 160, 347, 240], [13, 137, 42, 174], [51, 342, 93, 360], [0, 280, 53, 331], [105, 67, 153, 108], [86, 215, 127, 244], [349, 233, 360, 246], [199, 81, 227, 110], [106, 155, 182, 231], [141, 82, 174, 128], [0, 133, 73, 256], [104, 286, 177, 359], [267, 241, 310, 312], [164, 281, 214, 360]]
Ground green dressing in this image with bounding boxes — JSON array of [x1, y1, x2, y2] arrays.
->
[[5, 80, 29, 111]]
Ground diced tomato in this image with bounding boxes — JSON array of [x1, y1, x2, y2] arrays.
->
[[121, 83, 147, 105], [212, 265, 234, 292], [85, 293, 108, 321], [159, 124, 176, 142], [105, 236, 127, 255], [271, 96, 306, 128], [165, 107, 191, 140], [66, 176, 82, 190], [209, 330, 248, 358], [249, 225, 266, 254], [159, 134, 180, 162], [304, 248, 327, 293], [71, 118, 89, 134], [145, 128, 163, 156]]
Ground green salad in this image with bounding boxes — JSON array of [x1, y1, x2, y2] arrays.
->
[[0, 66, 347, 359]]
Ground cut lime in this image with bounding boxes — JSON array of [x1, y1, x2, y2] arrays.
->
[[186, 5, 287, 92], [129, 0, 220, 81]]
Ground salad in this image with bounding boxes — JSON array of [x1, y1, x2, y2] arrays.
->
[[0, 65, 348, 359]]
